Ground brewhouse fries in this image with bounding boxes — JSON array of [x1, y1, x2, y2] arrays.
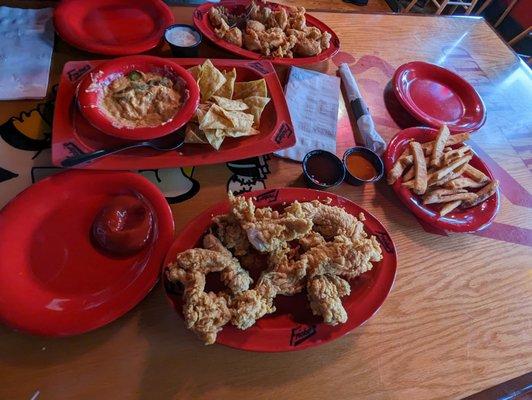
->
[[410, 141, 427, 195], [430, 125, 450, 167], [387, 125, 499, 216], [184, 59, 270, 150]]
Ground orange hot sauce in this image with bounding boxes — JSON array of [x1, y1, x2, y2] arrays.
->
[[345, 153, 377, 180]]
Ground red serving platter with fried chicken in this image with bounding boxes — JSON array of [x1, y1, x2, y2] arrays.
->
[[384, 127, 500, 233], [193, 0, 340, 66], [52, 59, 294, 169], [163, 188, 397, 352]]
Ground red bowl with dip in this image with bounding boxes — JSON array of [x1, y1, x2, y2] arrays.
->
[[77, 55, 200, 141]]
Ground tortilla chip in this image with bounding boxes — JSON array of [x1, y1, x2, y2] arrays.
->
[[233, 79, 267, 99], [224, 110, 254, 132], [214, 68, 236, 99], [190, 103, 210, 123], [212, 96, 249, 111], [185, 123, 208, 144], [243, 96, 270, 126], [197, 59, 226, 101], [199, 104, 235, 130], [204, 129, 225, 150], [188, 65, 202, 82], [225, 127, 260, 138]]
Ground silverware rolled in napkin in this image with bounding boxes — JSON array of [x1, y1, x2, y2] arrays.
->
[[338, 63, 386, 155]]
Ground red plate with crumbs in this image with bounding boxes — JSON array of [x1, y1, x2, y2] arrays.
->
[[0, 170, 174, 336], [384, 127, 499, 233], [53, 0, 174, 55], [163, 188, 397, 352]]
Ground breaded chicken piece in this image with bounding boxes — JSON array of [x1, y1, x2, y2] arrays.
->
[[307, 275, 350, 325]]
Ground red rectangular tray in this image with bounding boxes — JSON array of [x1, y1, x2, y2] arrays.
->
[[52, 58, 295, 169]]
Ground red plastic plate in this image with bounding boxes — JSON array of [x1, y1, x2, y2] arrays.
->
[[52, 59, 295, 170], [53, 0, 174, 55], [383, 127, 499, 233], [163, 188, 397, 352], [193, 0, 340, 66], [0, 170, 174, 336], [77, 55, 200, 141], [393, 61, 486, 133]]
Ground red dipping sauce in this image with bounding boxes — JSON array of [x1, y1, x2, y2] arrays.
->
[[92, 195, 154, 256], [303, 150, 345, 188]]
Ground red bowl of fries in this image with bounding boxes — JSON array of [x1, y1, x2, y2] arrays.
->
[[384, 126, 499, 233]]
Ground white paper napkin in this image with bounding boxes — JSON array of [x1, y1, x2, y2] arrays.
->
[[0, 7, 54, 100], [275, 66, 340, 162]]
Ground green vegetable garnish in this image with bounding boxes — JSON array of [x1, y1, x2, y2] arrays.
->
[[128, 71, 142, 81]]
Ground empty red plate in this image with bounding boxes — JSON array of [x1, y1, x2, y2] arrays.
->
[[384, 127, 499, 233], [0, 170, 174, 336], [393, 61, 486, 132], [163, 188, 397, 352], [54, 0, 174, 55]]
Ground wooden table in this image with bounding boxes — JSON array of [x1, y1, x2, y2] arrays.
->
[[1, 6, 531, 400]]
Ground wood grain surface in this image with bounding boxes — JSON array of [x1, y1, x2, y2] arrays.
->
[[0, 5, 531, 400]]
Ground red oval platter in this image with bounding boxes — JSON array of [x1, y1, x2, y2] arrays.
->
[[0, 170, 174, 336], [54, 0, 174, 55], [193, 0, 340, 66], [163, 188, 397, 352], [52, 59, 295, 170], [384, 127, 499, 233], [393, 61, 486, 133], [77, 55, 200, 141]]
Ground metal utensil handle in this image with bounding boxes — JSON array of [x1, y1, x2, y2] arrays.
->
[[60, 143, 141, 168]]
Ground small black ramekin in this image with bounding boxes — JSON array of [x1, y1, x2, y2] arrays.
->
[[302, 150, 346, 190], [164, 24, 202, 58], [342, 146, 384, 186]]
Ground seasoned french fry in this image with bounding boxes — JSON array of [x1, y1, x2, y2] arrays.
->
[[446, 132, 470, 146], [443, 145, 471, 164], [429, 155, 472, 181], [401, 179, 415, 189], [430, 125, 450, 167], [440, 200, 462, 216], [444, 176, 487, 190], [424, 191, 476, 205], [423, 188, 467, 204], [429, 162, 468, 187], [410, 141, 427, 195], [403, 165, 414, 181], [387, 158, 408, 184], [462, 180, 499, 208], [464, 164, 490, 184]]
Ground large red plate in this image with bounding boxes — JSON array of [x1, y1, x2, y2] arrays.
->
[[163, 188, 397, 352], [0, 170, 174, 336], [52, 59, 295, 169], [193, 0, 340, 66], [393, 61, 486, 133], [383, 127, 499, 233], [53, 0, 174, 55]]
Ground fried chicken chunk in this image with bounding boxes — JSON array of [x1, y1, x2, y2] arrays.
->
[[307, 275, 350, 325]]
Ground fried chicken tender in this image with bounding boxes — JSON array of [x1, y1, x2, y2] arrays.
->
[[210, 1, 330, 58], [230, 282, 277, 329], [212, 213, 250, 256], [307, 275, 351, 325], [166, 247, 253, 344]]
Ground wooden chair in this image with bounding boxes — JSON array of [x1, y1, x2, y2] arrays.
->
[[403, 0, 479, 15]]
